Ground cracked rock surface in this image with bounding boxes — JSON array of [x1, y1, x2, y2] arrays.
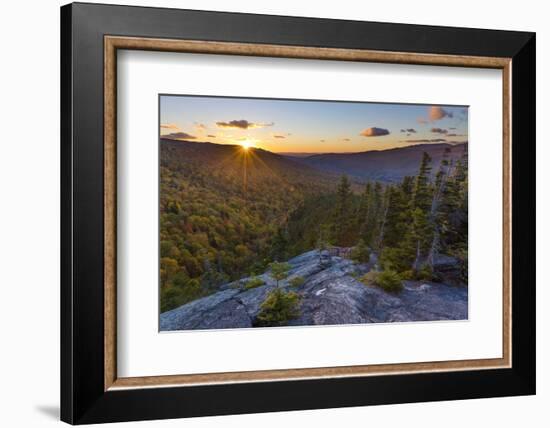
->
[[160, 250, 468, 331]]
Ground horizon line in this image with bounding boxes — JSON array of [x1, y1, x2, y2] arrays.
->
[[160, 137, 468, 155]]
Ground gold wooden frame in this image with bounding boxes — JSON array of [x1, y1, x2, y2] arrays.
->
[[104, 36, 512, 391]]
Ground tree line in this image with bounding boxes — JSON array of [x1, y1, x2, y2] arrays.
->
[[307, 146, 468, 282]]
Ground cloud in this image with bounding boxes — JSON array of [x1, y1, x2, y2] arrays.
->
[[447, 133, 465, 137], [360, 127, 390, 137], [320, 139, 325, 142], [194, 122, 207, 130], [400, 128, 417, 133], [273, 134, 286, 139], [431, 127, 448, 134], [417, 117, 428, 124], [342, 138, 351, 142], [162, 132, 197, 140], [216, 119, 274, 129], [207, 134, 216, 138], [401, 138, 447, 143], [161, 123, 180, 130], [429, 106, 454, 121]]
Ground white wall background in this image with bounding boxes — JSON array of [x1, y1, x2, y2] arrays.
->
[[0, 0, 546, 427]]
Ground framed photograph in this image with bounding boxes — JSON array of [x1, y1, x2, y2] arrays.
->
[[61, 2, 535, 424]]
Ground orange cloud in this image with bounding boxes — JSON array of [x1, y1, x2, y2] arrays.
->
[[360, 127, 390, 137], [429, 106, 453, 121], [160, 123, 180, 130]]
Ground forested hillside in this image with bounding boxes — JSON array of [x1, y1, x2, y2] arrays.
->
[[160, 139, 468, 313], [159, 139, 337, 311]]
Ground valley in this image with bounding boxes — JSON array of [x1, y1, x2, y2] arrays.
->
[[159, 138, 468, 327]]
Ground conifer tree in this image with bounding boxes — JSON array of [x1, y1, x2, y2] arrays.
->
[[381, 185, 409, 248], [357, 182, 372, 227], [401, 176, 414, 205], [361, 182, 382, 247], [412, 152, 433, 212], [427, 147, 452, 266], [376, 185, 392, 249], [333, 175, 354, 246], [406, 152, 434, 272], [438, 148, 468, 255]]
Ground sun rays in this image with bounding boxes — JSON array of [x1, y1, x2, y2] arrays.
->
[[237, 138, 258, 151]]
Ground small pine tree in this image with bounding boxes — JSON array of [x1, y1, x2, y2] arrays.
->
[[269, 261, 291, 288], [254, 289, 301, 327]]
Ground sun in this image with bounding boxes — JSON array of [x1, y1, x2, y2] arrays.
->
[[240, 139, 255, 150]]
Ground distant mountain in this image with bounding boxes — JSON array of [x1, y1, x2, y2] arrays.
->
[[277, 152, 324, 158], [161, 139, 337, 190], [296, 142, 468, 183]]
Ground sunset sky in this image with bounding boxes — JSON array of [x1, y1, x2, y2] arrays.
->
[[160, 95, 468, 154]]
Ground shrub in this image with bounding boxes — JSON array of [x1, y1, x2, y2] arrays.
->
[[359, 270, 403, 293], [399, 266, 433, 281], [254, 289, 301, 327], [359, 271, 379, 286], [377, 270, 404, 293], [289, 276, 305, 288], [416, 265, 434, 281], [399, 269, 415, 280], [244, 276, 265, 290], [379, 247, 412, 273]]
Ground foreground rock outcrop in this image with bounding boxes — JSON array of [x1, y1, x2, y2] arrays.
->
[[160, 250, 467, 331]]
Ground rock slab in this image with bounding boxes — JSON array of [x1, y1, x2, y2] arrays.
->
[[160, 250, 468, 331]]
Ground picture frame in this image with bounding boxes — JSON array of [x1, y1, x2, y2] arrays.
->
[[61, 2, 535, 424]]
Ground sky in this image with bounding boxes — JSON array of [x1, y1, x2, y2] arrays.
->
[[160, 95, 468, 154]]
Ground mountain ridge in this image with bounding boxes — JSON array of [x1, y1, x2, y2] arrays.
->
[[161, 138, 467, 183], [296, 142, 467, 183]]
